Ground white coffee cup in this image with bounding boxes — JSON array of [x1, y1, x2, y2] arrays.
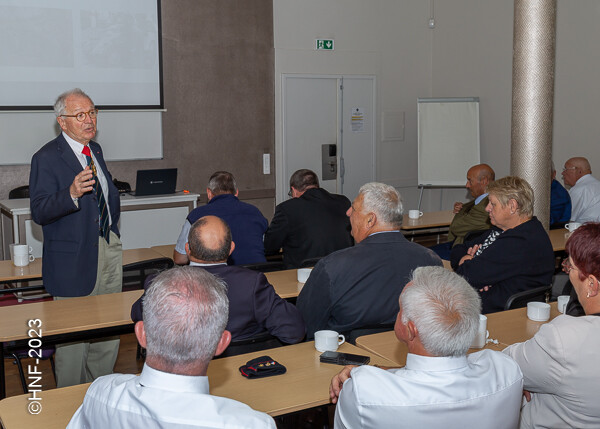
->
[[470, 314, 488, 349], [527, 302, 551, 322], [297, 268, 312, 283], [565, 222, 582, 232], [314, 330, 345, 352], [557, 295, 570, 314], [408, 210, 423, 219], [13, 253, 35, 267], [12, 244, 33, 256]]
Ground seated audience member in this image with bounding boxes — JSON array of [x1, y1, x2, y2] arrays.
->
[[562, 157, 600, 223], [68, 267, 276, 428], [550, 162, 571, 227], [264, 169, 353, 268], [296, 182, 442, 339], [330, 266, 523, 429], [173, 171, 267, 265], [504, 223, 600, 429], [451, 176, 554, 313], [432, 163, 495, 259], [133, 216, 305, 344]]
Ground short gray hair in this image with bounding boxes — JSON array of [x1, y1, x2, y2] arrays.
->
[[207, 171, 237, 195], [54, 88, 93, 117], [487, 176, 534, 217], [142, 266, 229, 366], [401, 266, 481, 357], [359, 182, 404, 228]]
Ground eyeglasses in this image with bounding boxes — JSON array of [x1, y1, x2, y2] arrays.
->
[[288, 189, 293, 197], [60, 109, 98, 122], [562, 258, 579, 274], [562, 166, 577, 173]]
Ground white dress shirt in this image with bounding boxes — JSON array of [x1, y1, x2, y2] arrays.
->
[[63, 132, 113, 226], [67, 363, 276, 429], [569, 173, 600, 223], [503, 314, 600, 429], [334, 349, 523, 429]]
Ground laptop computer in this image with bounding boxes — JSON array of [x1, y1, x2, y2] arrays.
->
[[133, 168, 177, 196]]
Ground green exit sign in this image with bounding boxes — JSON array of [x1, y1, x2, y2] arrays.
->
[[315, 39, 334, 50]]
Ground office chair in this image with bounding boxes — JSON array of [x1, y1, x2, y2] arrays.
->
[[8, 185, 29, 200], [344, 323, 395, 345], [122, 257, 174, 291], [299, 257, 322, 268], [504, 284, 552, 311], [240, 261, 286, 273], [4, 345, 56, 393], [216, 332, 285, 359]]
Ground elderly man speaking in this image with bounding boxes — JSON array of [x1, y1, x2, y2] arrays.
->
[[296, 182, 442, 340]]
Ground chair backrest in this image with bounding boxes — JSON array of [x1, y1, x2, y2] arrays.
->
[[9, 185, 29, 199], [215, 332, 285, 358], [504, 284, 552, 310], [344, 323, 395, 345], [240, 260, 286, 272], [551, 273, 570, 300], [122, 257, 174, 291], [299, 257, 322, 268]]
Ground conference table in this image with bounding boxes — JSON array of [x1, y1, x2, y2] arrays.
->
[[0, 341, 395, 428], [0, 248, 166, 289], [355, 302, 560, 366], [0, 289, 144, 399], [400, 210, 454, 231]]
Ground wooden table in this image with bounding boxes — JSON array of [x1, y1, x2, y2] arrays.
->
[[400, 210, 454, 231], [0, 341, 395, 428], [0, 290, 143, 399], [150, 244, 176, 259], [265, 269, 307, 299], [0, 248, 166, 287], [355, 302, 560, 366], [548, 228, 568, 252]]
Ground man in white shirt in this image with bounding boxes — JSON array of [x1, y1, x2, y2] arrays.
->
[[562, 157, 600, 223], [67, 266, 276, 429], [329, 266, 523, 429]]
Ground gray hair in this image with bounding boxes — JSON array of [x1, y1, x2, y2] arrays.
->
[[142, 266, 229, 366], [207, 171, 237, 195], [188, 216, 232, 262], [401, 266, 481, 357], [359, 182, 404, 228], [54, 88, 93, 117]]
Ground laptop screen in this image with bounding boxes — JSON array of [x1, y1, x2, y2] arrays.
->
[[134, 168, 177, 196]]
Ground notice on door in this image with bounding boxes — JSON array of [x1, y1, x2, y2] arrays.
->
[[351, 107, 365, 132]]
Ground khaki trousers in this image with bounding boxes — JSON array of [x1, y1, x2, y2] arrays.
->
[[54, 231, 123, 388]]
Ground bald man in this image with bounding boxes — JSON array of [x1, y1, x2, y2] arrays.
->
[[132, 216, 305, 344], [562, 157, 600, 223], [432, 164, 495, 259]]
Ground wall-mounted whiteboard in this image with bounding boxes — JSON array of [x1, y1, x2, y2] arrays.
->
[[417, 97, 480, 186]]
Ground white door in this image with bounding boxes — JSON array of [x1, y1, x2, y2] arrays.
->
[[282, 75, 375, 202]]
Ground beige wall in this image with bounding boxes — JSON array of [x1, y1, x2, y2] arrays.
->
[[0, 0, 276, 218], [274, 0, 600, 211], [2, 1, 599, 219]]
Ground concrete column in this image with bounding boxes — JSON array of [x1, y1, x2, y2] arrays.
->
[[511, 0, 557, 229]]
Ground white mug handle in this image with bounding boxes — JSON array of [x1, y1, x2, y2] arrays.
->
[[564, 224, 570, 230], [29, 254, 35, 262], [338, 334, 345, 346], [419, 211, 424, 217]]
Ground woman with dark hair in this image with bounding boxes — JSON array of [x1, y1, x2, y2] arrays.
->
[[450, 176, 555, 313], [504, 222, 600, 429]]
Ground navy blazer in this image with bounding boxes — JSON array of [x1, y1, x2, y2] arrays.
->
[[131, 264, 305, 344], [264, 188, 353, 268], [29, 134, 120, 297]]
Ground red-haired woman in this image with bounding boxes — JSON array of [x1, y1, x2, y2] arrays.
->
[[503, 222, 600, 429]]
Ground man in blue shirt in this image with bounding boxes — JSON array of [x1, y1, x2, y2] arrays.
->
[[550, 162, 571, 227], [174, 171, 267, 265]]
